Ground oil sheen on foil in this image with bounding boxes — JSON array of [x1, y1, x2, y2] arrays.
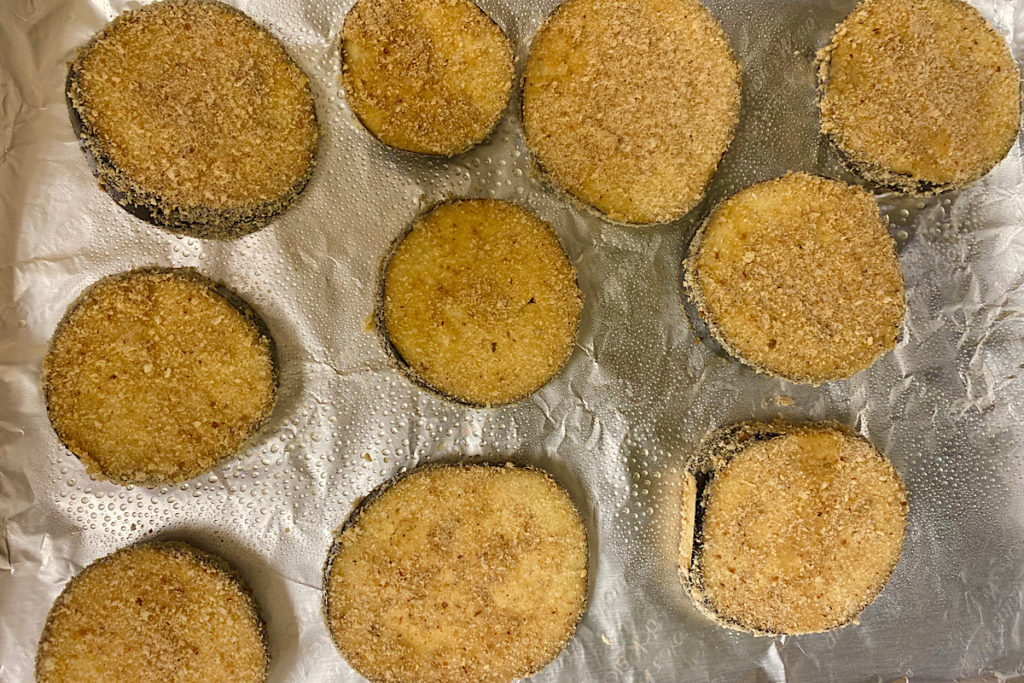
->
[[2, 0, 1024, 680]]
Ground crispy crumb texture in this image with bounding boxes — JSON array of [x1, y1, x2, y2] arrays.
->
[[523, 0, 741, 224], [66, 0, 319, 238], [324, 463, 589, 683], [36, 542, 268, 683], [380, 199, 582, 406], [681, 422, 908, 635], [817, 0, 1021, 194], [341, 0, 514, 155], [684, 172, 906, 383], [42, 268, 278, 486]]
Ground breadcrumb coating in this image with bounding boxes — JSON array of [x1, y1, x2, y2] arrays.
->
[[325, 464, 589, 683], [818, 0, 1020, 193], [381, 199, 582, 406], [67, 0, 319, 238], [36, 542, 268, 683], [43, 269, 277, 486], [685, 172, 905, 383], [341, 0, 514, 155], [682, 423, 907, 635], [523, 0, 741, 224]]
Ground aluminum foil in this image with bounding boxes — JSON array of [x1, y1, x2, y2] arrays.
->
[[2, 0, 1024, 679]]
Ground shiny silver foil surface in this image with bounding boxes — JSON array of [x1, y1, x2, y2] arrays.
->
[[2, 0, 1024, 679]]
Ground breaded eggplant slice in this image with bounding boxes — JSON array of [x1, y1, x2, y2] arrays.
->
[[680, 422, 908, 635], [324, 463, 589, 683], [683, 172, 905, 383], [42, 268, 278, 486], [523, 0, 741, 225], [66, 0, 319, 238], [817, 0, 1021, 194], [340, 0, 514, 155], [36, 541, 268, 683], [378, 199, 582, 406]]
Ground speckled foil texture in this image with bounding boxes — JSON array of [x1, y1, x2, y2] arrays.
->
[[2, 0, 1024, 680]]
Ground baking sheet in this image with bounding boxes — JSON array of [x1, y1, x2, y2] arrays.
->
[[3, 0, 1024, 680]]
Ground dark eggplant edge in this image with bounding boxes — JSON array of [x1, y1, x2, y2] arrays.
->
[[41, 266, 280, 488], [65, 0, 320, 240]]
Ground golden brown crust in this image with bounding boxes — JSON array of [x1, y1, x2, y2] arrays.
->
[[680, 422, 908, 635], [67, 0, 319, 238], [42, 268, 278, 487], [522, 0, 741, 225], [379, 199, 582, 406], [36, 541, 268, 683], [817, 0, 1021, 194], [324, 463, 589, 683], [340, 0, 514, 155], [684, 172, 906, 383]]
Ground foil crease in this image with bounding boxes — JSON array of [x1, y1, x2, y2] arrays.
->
[[2, 0, 1024, 680]]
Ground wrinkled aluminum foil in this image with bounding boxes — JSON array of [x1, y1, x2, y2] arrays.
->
[[2, 0, 1024, 679]]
